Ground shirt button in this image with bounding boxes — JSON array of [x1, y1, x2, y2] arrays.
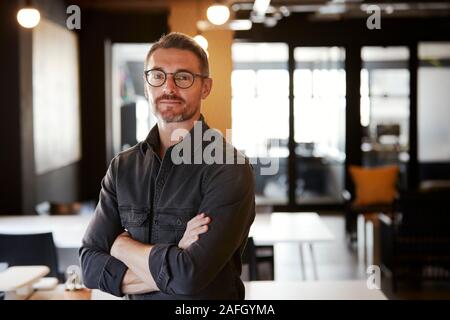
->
[[176, 219, 182, 226]]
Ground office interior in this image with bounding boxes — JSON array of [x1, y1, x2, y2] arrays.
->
[[0, 0, 450, 300]]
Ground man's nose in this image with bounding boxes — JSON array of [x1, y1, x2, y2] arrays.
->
[[163, 74, 177, 93]]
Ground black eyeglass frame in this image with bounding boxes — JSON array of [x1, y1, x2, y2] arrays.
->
[[144, 69, 208, 89]]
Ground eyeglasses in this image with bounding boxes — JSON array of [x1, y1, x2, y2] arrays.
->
[[144, 69, 208, 89]]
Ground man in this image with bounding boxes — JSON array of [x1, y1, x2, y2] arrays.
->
[[79, 32, 255, 300]]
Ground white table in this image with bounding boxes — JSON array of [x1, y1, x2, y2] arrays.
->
[[244, 280, 387, 300], [0, 213, 334, 280], [0, 215, 90, 248], [28, 284, 121, 300], [28, 280, 387, 300], [249, 212, 334, 280]]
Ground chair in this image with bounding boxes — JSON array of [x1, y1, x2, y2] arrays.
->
[[376, 124, 401, 146], [242, 237, 275, 281], [0, 262, 7, 300], [0, 232, 61, 280], [380, 186, 450, 291], [242, 237, 258, 281], [344, 165, 399, 245], [255, 245, 275, 280]]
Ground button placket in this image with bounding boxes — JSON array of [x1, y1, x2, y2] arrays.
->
[[149, 153, 162, 244]]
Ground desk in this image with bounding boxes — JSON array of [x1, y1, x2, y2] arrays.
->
[[29, 284, 121, 300], [0, 213, 333, 280], [0, 215, 90, 248], [244, 280, 387, 300], [0, 215, 91, 273], [28, 281, 387, 300], [249, 212, 334, 280]]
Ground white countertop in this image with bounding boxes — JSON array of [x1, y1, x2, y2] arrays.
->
[[0, 215, 91, 248], [28, 280, 387, 300], [1, 212, 334, 248], [250, 212, 334, 245], [244, 280, 387, 300]]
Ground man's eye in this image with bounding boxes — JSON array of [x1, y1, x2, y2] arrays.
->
[[175, 73, 191, 81], [153, 73, 164, 80]]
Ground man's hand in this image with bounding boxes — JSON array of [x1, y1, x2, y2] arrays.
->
[[178, 213, 211, 249]]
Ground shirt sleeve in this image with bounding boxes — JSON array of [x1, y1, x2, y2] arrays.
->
[[148, 162, 255, 295], [79, 158, 128, 297]]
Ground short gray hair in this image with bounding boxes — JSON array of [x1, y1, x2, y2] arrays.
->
[[145, 32, 209, 77]]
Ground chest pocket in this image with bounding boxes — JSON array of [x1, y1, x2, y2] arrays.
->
[[119, 206, 150, 243], [155, 208, 196, 244]]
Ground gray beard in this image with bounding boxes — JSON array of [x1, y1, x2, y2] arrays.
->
[[160, 108, 197, 123]]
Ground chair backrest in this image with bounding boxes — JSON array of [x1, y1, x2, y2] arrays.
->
[[242, 237, 258, 281], [399, 188, 450, 236], [349, 165, 399, 206], [0, 232, 60, 279]]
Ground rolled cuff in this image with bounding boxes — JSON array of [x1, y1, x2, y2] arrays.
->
[[148, 243, 175, 293], [99, 256, 128, 297]]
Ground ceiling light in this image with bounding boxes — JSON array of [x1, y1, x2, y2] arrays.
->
[[197, 19, 252, 31], [206, 4, 230, 25], [17, 7, 40, 28], [229, 19, 252, 30], [253, 0, 271, 16], [385, 5, 394, 14]]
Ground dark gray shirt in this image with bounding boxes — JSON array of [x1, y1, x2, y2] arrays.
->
[[79, 115, 255, 300]]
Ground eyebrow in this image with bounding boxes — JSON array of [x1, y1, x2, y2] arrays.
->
[[149, 67, 198, 74]]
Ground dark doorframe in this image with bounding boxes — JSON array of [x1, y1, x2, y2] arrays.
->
[[287, 44, 297, 208], [344, 44, 363, 197], [408, 42, 419, 191]]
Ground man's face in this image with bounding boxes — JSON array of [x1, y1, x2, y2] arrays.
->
[[144, 48, 212, 123]]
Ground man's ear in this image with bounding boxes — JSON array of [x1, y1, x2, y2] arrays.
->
[[143, 75, 148, 99], [201, 78, 212, 100]]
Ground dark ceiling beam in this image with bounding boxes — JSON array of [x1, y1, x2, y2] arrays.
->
[[66, 0, 169, 12]]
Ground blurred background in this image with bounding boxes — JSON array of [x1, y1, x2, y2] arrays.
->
[[0, 0, 449, 300]]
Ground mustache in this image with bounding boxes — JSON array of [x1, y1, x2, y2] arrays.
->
[[156, 94, 185, 103]]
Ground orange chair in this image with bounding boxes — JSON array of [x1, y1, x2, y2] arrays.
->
[[345, 165, 400, 245]]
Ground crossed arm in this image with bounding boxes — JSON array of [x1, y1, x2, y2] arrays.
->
[[80, 158, 255, 297], [110, 213, 211, 295]]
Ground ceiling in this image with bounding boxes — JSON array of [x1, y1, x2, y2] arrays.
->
[[69, 0, 450, 22]]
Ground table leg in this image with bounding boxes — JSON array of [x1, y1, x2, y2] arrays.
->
[[357, 214, 366, 264], [309, 243, 318, 280], [299, 244, 306, 280]]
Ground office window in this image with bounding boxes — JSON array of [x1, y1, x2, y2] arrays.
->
[[360, 46, 410, 188], [232, 43, 289, 205], [294, 47, 346, 204], [111, 43, 157, 156], [418, 42, 450, 180]]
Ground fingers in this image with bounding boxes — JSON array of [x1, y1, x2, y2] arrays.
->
[[190, 224, 209, 236], [179, 213, 211, 249], [187, 213, 211, 230]]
